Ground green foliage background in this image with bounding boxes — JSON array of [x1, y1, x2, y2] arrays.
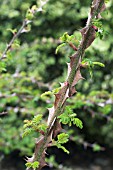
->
[[0, 0, 113, 163]]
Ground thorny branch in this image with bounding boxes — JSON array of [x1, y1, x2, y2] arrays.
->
[[26, 0, 106, 169]]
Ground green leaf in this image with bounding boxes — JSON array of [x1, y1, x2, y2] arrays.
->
[[32, 161, 39, 169], [89, 67, 93, 79], [58, 106, 77, 126], [25, 161, 39, 170], [23, 121, 32, 129], [7, 39, 20, 50], [26, 9, 34, 20], [32, 114, 42, 125], [57, 133, 69, 144], [22, 24, 31, 33], [6, 50, 13, 60], [92, 19, 102, 28], [25, 162, 32, 168], [31, 5, 37, 12], [37, 123, 47, 132], [60, 32, 70, 42], [7, 28, 17, 34], [65, 106, 74, 115], [82, 58, 105, 78], [105, 0, 110, 3], [0, 61, 7, 72], [56, 32, 76, 54], [22, 128, 33, 138], [52, 87, 61, 94], [60, 32, 75, 42], [93, 144, 101, 152], [12, 42, 20, 49], [93, 62, 105, 67], [58, 114, 70, 124], [41, 91, 52, 98], [70, 113, 77, 118], [73, 118, 83, 129], [55, 43, 66, 54], [57, 143, 69, 154], [68, 35, 75, 41]]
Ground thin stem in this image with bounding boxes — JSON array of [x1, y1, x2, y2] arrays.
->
[[0, 20, 27, 60], [0, 0, 49, 60]]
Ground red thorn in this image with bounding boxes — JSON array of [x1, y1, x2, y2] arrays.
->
[[64, 81, 69, 86], [92, 25, 98, 31]]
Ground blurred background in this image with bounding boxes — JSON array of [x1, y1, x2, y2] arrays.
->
[[0, 0, 113, 169]]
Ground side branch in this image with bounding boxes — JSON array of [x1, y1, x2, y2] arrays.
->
[[0, 20, 28, 60], [0, 0, 48, 60]]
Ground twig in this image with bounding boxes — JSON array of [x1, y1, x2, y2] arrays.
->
[[70, 135, 105, 151], [86, 107, 112, 121], [0, 0, 48, 60], [69, 42, 78, 51], [0, 112, 7, 116], [0, 20, 28, 60]]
